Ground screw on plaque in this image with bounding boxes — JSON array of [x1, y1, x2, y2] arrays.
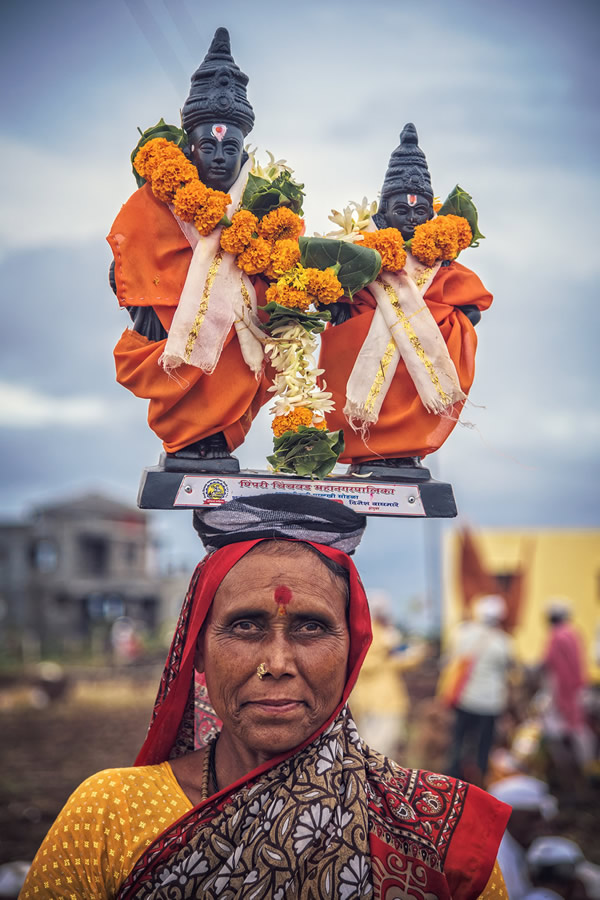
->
[[184, 485, 193, 494]]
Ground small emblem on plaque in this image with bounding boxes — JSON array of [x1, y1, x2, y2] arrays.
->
[[202, 478, 228, 503]]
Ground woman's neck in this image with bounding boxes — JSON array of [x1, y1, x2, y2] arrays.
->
[[214, 729, 274, 791], [169, 730, 278, 807]]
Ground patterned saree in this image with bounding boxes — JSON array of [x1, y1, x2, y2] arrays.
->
[[117, 540, 510, 899]]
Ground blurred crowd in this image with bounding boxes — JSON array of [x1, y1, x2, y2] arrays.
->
[[350, 591, 600, 899]]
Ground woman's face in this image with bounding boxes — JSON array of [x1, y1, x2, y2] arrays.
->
[[196, 545, 350, 758]]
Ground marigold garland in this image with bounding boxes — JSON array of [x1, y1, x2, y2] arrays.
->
[[361, 229, 407, 272], [172, 181, 210, 222], [304, 267, 344, 304], [411, 215, 472, 267], [267, 239, 301, 278], [149, 158, 199, 204], [133, 138, 183, 181], [194, 190, 232, 236], [258, 207, 303, 243], [272, 407, 313, 436], [443, 214, 472, 251], [236, 236, 271, 275], [265, 284, 313, 311], [133, 137, 231, 235], [220, 210, 259, 254]]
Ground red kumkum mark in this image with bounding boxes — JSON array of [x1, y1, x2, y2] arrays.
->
[[274, 585, 292, 616]]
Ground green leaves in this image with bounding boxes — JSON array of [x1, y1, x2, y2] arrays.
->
[[242, 170, 305, 218], [130, 119, 186, 187], [268, 427, 345, 478], [299, 237, 381, 298], [438, 185, 485, 246], [260, 302, 331, 335]]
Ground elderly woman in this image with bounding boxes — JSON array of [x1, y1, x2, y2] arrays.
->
[[21, 495, 510, 898]]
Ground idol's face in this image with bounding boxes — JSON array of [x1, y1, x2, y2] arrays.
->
[[196, 544, 349, 758], [188, 122, 244, 190], [384, 191, 432, 240]]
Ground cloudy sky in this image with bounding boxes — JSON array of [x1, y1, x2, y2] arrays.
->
[[1, 0, 598, 628]]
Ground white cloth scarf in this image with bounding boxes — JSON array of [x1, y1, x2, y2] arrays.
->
[[344, 247, 466, 431], [159, 158, 264, 377]]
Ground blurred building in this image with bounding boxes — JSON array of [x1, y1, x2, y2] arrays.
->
[[444, 529, 600, 680], [0, 492, 169, 657]]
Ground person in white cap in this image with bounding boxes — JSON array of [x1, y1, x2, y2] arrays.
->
[[489, 775, 558, 899], [447, 594, 514, 782], [525, 835, 600, 899]]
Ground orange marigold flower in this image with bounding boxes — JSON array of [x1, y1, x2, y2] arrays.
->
[[133, 138, 182, 180], [220, 209, 258, 254], [411, 221, 440, 267], [272, 407, 313, 437], [443, 214, 472, 251], [269, 239, 301, 277], [194, 189, 231, 236], [266, 284, 312, 310], [432, 218, 459, 261], [432, 197, 443, 213], [361, 228, 407, 272], [313, 416, 328, 431], [304, 267, 344, 304], [258, 207, 303, 243], [172, 180, 210, 222], [236, 236, 271, 275], [150, 158, 198, 203]]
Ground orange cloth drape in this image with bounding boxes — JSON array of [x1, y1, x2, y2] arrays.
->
[[107, 185, 271, 453], [460, 529, 532, 631], [318, 262, 492, 462]]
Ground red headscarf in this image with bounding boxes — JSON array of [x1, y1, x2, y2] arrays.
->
[[135, 538, 372, 776]]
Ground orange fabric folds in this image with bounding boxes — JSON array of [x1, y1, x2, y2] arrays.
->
[[108, 186, 270, 453], [318, 262, 492, 462]]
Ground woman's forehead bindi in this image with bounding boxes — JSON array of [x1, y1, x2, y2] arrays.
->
[[274, 584, 292, 616]]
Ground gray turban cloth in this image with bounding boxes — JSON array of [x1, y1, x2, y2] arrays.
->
[[193, 493, 366, 555]]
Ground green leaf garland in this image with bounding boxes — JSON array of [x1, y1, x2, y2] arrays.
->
[[299, 237, 381, 298], [267, 427, 345, 479], [438, 185, 485, 246], [130, 119, 186, 188]]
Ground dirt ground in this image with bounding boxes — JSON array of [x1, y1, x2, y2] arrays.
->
[[0, 671, 159, 866]]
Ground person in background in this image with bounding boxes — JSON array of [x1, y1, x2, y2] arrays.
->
[[350, 589, 426, 759], [447, 594, 514, 783], [541, 597, 593, 786], [525, 836, 600, 900], [489, 775, 558, 899]]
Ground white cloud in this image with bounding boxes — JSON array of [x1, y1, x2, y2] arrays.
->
[[0, 382, 112, 427], [0, 137, 131, 255]]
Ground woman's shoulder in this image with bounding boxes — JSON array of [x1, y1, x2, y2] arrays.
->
[[67, 761, 177, 799], [20, 762, 189, 900]]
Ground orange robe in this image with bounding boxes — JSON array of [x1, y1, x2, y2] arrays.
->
[[107, 185, 271, 453], [319, 262, 492, 463]]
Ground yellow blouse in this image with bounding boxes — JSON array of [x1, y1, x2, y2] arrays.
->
[[20, 763, 191, 899], [20, 763, 507, 898]]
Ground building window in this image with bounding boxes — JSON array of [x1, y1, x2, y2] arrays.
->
[[79, 535, 109, 575], [123, 543, 137, 565], [30, 538, 59, 573]]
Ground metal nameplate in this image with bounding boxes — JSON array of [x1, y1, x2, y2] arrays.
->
[[172, 474, 425, 516]]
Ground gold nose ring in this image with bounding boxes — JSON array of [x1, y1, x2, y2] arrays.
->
[[256, 662, 268, 680]]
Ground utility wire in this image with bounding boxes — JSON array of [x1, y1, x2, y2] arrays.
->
[[123, 0, 188, 96], [162, 0, 207, 70]]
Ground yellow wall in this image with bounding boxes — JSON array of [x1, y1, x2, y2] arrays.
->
[[443, 529, 600, 679]]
